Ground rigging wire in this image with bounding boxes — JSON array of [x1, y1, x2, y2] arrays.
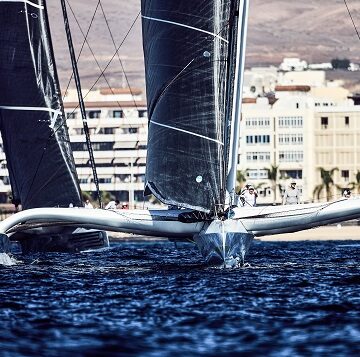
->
[[65, 0, 134, 120], [57, 9, 141, 126], [63, 1, 142, 197], [99, 0, 139, 110], [343, 0, 360, 41], [60, 0, 102, 207], [71, 11, 141, 108], [62, 0, 101, 103], [31, 4, 142, 210]]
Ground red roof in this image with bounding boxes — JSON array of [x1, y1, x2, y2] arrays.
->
[[99, 88, 143, 95], [275, 85, 311, 92], [63, 101, 147, 109], [242, 98, 257, 104]]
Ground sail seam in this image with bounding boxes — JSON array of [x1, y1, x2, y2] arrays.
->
[[0, 106, 61, 129], [142, 15, 228, 43], [0, 0, 44, 9], [150, 120, 223, 145]]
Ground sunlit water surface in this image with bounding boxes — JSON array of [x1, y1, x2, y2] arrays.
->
[[1, 240, 360, 356]]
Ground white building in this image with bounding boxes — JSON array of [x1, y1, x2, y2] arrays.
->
[[279, 58, 308, 72], [243, 66, 278, 97], [239, 79, 360, 204], [64, 88, 148, 207]]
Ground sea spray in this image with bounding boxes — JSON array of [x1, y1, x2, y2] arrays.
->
[[0, 253, 17, 266]]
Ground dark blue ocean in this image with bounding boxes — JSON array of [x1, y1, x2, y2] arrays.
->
[[1, 239, 360, 356]]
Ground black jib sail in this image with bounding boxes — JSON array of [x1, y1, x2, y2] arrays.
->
[[142, 0, 239, 213], [0, 0, 82, 209]]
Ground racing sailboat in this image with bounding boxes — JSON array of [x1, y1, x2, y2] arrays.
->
[[1, 0, 360, 267]]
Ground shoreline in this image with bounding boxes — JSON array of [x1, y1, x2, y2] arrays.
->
[[108, 225, 360, 242], [257, 225, 360, 241]]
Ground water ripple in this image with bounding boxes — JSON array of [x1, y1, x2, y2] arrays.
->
[[1, 240, 360, 355]]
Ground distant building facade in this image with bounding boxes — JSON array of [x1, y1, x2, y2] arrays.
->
[[1, 66, 360, 208], [64, 88, 148, 207], [279, 57, 308, 72], [240, 73, 360, 204], [0, 88, 149, 207]]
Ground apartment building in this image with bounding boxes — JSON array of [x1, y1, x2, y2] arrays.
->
[[239, 80, 359, 204], [240, 89, 313, 204], [64, 88, 148, 207], [314, 106, 360, 201]]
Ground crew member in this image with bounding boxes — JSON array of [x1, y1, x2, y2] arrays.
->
[[84, 199, 94, 209], [282, 181, 301, 205], [240, 185, 258, 207], [105, 199, 120, 210]]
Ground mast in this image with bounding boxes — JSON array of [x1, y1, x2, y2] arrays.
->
[[60, 0, 102, 208], [226, 0, 249, 206]]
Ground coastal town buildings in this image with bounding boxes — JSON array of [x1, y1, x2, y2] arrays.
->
[[1, 66, 360, 208], [240, 69, 360, 204], [63, 88, 148, 208]]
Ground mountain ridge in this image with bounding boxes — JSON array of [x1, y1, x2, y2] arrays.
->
[[47, 0, 360, 90]]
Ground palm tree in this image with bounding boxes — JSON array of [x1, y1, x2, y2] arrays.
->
[[236, 169, 247, 193], [350, 170, 360, 194], [265, 164, 279, 203], [101, 190, 115, 205], [313, 167, 339, 202], [82, 191, 92, 202]]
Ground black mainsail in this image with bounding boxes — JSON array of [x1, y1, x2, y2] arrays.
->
[[142, 0, 239, 213], [0, 0, 82, 209]]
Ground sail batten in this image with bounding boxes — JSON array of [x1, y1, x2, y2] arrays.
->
[[142, 0, 238, 212], [142, 15, 229, 43], [150, 120, 224, 146]]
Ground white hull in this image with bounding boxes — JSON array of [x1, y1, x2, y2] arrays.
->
[[1, 198, 359, 238], [1, 198, 359, 265], [232, 199, 360, 236]]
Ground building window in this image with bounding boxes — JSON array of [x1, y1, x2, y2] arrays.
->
[[113, 110, 124, 118], [321, 117, 328, 129], [104, 128, 115, 134], [246, 169, 269, 179], [280, 170, 303, 179], [245, 117, 271, 128], [341, 170, 349, 181], [99, 178, 112, 184], [278, 116, 303, 128], [278, 134, 303, 145], [71, 142, 114, 151], [246, 135, 270, 145], [66, 112, 77, 119], [246, 152, 271, 162], [138, 110, 147, 118], [279, 151, 303, 162], [88, 110, 101, 119], [345, 116, 350, 126]]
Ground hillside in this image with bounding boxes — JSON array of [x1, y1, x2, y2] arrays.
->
[[47, 0, 360, 91]]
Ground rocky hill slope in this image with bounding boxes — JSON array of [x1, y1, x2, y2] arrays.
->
[[47, 0, 360, 90]]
